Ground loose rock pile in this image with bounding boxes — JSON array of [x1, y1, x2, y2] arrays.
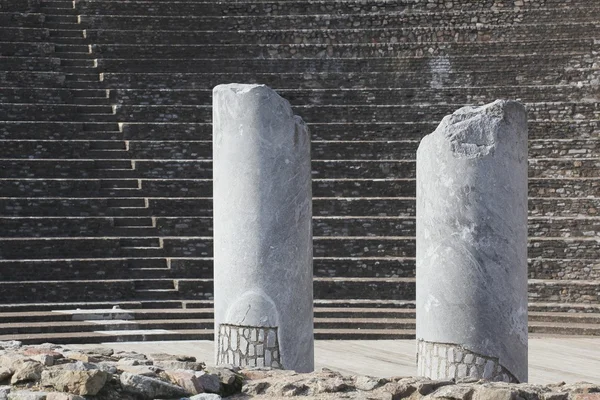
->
[[1, 341, 599, 400], [0, 341, 240, 400]]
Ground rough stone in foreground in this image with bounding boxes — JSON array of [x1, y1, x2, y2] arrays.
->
[[40, 369, 108, 396], [416, 100, 529, 383], [119, 371, 189, 399], [212, 83, 314, 373]]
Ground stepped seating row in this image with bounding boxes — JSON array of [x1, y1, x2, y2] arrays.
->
[[0, 159, 599, 179], [1, 304, 600, 344], [72, 0, 600, 11], [72, 0, 600, 15], [94, 53, 597, 73], [87, 40, 599, 59], [1, 120, 596, 141], [0, 215, 598, 241], [0, 177, 598, 198], [2, 67, 595, 88], [0, 138, 598, 159], [81, 23, 600, 45], [1, 101, 599, 122], [0, 196, 596, 217], [0, 41, 54, 56], [78, 8, 600, 29], [1, 85, 597, 105], [0, 277, 597, 303], [0, 256, 597, 281]]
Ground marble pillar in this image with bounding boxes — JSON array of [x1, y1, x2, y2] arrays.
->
[[416, 100, 528, 382], [212, 83, 314, 372]]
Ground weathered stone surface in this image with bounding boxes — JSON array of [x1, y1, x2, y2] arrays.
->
[[117, 358, 153, 366], [213, 83, 314, 373], [10, 361, 43, 384], [188, 394, 222, 400], [354, 375, 388, 391], [117, 365, 157, 377], [430, 384, 476, 400], [149, 353, 196, 362], [0, 386, 10, 400], [40, 369, 108, 396], [153, 360, 203, 371], [63, 353, 99, 364], [6, 391, 47, 400], [44, 393, 85, 400], [195, 372, 221, 394], [165, 370, 203, 395], [416, 100, 529, 383], [119, 371, 189, 399], [0, 369, 12, 382], [78, 348, 113, 357], [472, 386, 518, 400], [0, 343, 22, 351]]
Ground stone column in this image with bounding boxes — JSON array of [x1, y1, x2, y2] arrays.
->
[[212, 83, 314, 373], [416, 100, 528, 383]]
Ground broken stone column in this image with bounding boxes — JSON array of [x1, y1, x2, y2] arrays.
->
[[212, 83, 314, 373], [416, 100, 528, 383]]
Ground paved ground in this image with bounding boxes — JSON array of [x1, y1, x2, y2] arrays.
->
[[70, 337, 600, 384]]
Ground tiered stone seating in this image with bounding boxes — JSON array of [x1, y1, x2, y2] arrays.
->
[[0, 0, 598, 342]]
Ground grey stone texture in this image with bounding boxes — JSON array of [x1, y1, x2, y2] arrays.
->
[[212, 84, 314, 372], [416, 100, 529, 383]]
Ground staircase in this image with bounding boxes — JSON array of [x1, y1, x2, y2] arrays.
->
[[0, 0, 599, 343]]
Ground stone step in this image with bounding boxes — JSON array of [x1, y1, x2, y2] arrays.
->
[[48, 29, 82, 38], [0, 308, 214, 323], [79, 8, 600, 30], [0, 254, 593, 282], [0, 56, 61, 71], [0, 299, 212, 312], [64, 73, 100, 82], [2, 176, 598, 199], [134, 279, 175, 290], [60, 58, 95, 67], [1, 119, 595, 141], [107, 103, 600, 123], [1, 277, 599, 306], [0, 13, 45, 28], [101, 69, 597, 91], [1, 139, 599, 160], [114, 217, 154, 227], [88, 39, 598, 60], [97, 53, 594, 74], [3, 158, 598, 180], [0, 42, 54, 56], [529, 321, 600, 336], [0, 27, 49, 41], [44, 14, 78, 24], [51, 52, 93, 60], [100, 179, 140, 189], [0, 319, 213, 335], [82, 22, 600, 46], [120, 238, 161, 248], [109, 86, 599, 106], [55, 43, 90, 53], [107, 197, 146, 208], [41, 0, 74, 8], [0, 329, 213, 344], [61, 66, 98, 73], [2, 215, 599, 243], [88, 141, 127, 150], [0, 196, 597, 220], [0, 258, 211, 281], [93, 160, 134, 170]]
